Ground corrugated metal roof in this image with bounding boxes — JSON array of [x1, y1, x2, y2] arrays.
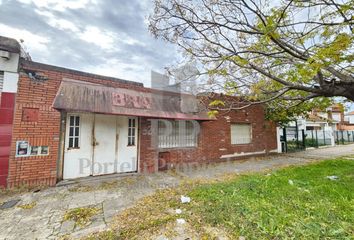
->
[[52, 80, 212, 120]]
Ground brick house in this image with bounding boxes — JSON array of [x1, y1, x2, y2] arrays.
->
[[0, 37, 278, 188]]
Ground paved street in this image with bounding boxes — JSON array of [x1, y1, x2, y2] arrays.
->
[[0, 144, 353, 240]]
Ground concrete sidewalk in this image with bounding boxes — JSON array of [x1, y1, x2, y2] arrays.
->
[[0, 144, 353, 239]]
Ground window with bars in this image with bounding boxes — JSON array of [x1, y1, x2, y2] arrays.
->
[[68, 115, 80, 148], [128, 118, 136, 146], [231, 123, 252, 144], [158, 120, 198, 148]]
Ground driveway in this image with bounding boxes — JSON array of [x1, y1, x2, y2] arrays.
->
[[1, 144, 353, 239]]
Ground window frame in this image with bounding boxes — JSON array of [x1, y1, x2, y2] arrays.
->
[[157, 120, 198, 149], [67, 115, 81, 149], [127, 118, 136, 146], [230, 123, 252, 145]]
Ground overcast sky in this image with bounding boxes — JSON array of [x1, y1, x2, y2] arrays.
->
[[0, 0, 353, 111], [0, 0, 179, 87]]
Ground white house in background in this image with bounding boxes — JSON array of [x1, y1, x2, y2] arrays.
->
[[291, 105, 342, 131], [344, 111, 354, 124], [342, 111, 354, 130], [295, 113, 338, 131]]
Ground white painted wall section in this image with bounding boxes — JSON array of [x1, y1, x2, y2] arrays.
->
[[3, 72, 19, 93], [276, 127, 282, 153], [220, 150, 266, 159], [0, 52, 19, 73]]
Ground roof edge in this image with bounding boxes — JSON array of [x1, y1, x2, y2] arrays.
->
[[20, 59, 144, 87], [0, 36, 21, 53]]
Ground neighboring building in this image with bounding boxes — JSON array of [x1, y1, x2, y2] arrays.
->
[[295, 105, 341, 131], [341, 111, 354, 130], [0, 36, 277, 188], [0, 36, 20, 187], [344, 111, 354, 124], [296, 113, 336, 131]]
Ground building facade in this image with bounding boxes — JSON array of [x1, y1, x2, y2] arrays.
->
[[341, 111, 354, 130], [294, 105, 345, 131], [0, 37, 277, 188], [0, 37, 20, 187]]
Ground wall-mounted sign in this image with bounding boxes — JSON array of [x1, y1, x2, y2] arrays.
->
[[16, 141, 49, 157], [30, 146, 39, 155], [16, 141, 29, 156], [112, 92, 151, 109]]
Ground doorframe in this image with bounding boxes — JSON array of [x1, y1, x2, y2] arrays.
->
[[57, 111, 67, 182], [136, 117, 141, 173], [91, 114, 95, 175], [58, 113, 140, 181], [61, 112, 94, 179]]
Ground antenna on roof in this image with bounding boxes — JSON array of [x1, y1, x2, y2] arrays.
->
[[19, 39, 32, 61]]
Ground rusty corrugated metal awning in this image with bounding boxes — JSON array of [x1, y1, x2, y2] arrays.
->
[[52, 80, 212, 120]]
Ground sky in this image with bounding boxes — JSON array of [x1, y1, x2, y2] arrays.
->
[[0, 0, 179, 87], [0, 0, 353, 111]]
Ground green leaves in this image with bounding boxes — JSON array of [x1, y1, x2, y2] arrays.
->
[[207, 68, 228, 76], [209, 100, 225, 107], [63, 206, 100, 227], [265, 96, 333, 124], [315, 33, 353, 64], [207, 110, 219, 118], [150, 0, 354, 115]]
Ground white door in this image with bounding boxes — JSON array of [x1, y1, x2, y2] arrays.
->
[[116, 116, 138, 173], [63, 113, 94, 179], [92, 114, 118, 175], [63, 114, 138, 179]]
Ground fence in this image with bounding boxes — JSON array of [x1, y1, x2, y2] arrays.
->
[[280, 127, 305, 152], [305, 129, 332, 147], [281, 128, 354, 153], [335, 130, 354, 145]]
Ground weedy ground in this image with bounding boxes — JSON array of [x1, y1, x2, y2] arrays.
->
[[85, 158, 354, 239], [17, 201, 37, 210], [64, 206, 101, 228]]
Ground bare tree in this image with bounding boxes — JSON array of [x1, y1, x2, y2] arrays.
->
[[149, 0, 354, 116]]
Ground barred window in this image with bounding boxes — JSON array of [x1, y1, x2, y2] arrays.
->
[[68, 115, 80, 148], [158, 120, 198, 148], [128, 118, 136, 146], [231, 124, 252, 144]]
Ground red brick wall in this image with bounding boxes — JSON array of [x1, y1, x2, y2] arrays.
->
[[139, 105, 277, 173], [7, 61, 145, 187], [8, 60, 277, 187]]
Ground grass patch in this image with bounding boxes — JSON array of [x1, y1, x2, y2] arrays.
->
[[63, 206, 100, 227], [188, 159, 354, 239], [84, 158, 354, 239], [107, 188, 181, 239], [68, 185, 95, 192], [86, 186, 218, 240], [17, 201, 37, 209]]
